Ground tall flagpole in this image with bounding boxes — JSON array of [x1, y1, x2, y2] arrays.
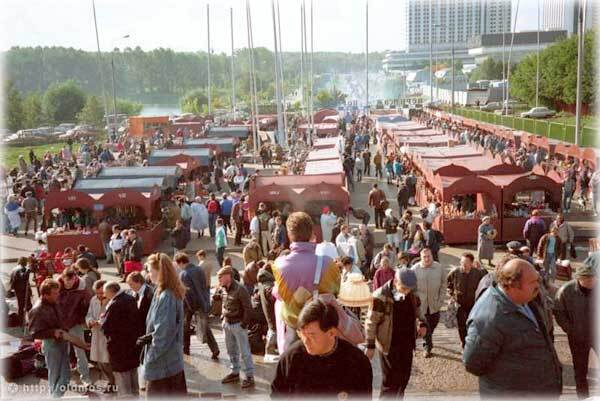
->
[[277, 0, 288, 146], [247, 0, 260, 155], [230, 7, 236, 117], [429, 0, 433, 101], [365, 0, 369, 115], [575, 0, 586, 146], [535, 0, 540, 108], [310, 0, 314, 145], [207, 4, 212, 116], [505, 0, 519, 115], [271, 0, 284, 145], [300, 3, 305, 115], [91, 0, 111, 133]]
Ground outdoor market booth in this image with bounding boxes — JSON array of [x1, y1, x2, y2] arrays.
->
[[297, 123, 339, 137], [425, 174, 502, 244], [178, 137, 239, 157], [148, 148, 212, 173], [407, 145, 483, 160], [487, 171, 562, 242], [168, 121, 206, 136], [313, 136, 341, 150], [248, 172, 349, 242], [391, 128, 444, 137], [207, 126, 250, 139], [306, 147, 342, 162], [44, 184, 164, 257], [394, 134, 455, 148], [95, 166, 182, 189], [313, 108, 339, 124], [303, 159, 345, 176]]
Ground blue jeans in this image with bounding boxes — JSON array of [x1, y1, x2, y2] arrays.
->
[[544, 253, 557, 281], [43, 338, 71, 398], [563, 191, 573, 213], [222, 321, 254, 378], [103, 241, 112, 262], [68, 325, 91, 383], [208, 213, 217, 238], [216, 247, 225, 268]]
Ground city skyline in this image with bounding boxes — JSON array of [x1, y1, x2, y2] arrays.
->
[[1, 0, 543, 54]]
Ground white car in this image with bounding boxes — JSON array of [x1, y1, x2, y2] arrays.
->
[[520, 107, 556, 119]]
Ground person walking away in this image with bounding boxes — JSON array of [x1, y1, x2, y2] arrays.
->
[[423, 221, 441, 262], [231, 193, 244, 245], [220, 193, 234, 233], [175, 253, 218, 359], [214, 266, 256, 389], [523, 210, 547, 253], [477, 216, 496, 267], [384, 209, 401, 253], [21, 191, 38, 236], [374, 151, 383, 179], [257, 263, 278, 356], [271, 299, 372, 397], [360, 224, 375, 277], [368, 183, 387, 229], [207, 193, 220, 238], [354, 153, 364, 182], [28, 279, 71, 397], [98, 219, 113, 263], [85, 280, 115, 392], [553, 257, 598, 399], [446, 253, 487, 348], [363, 148, 372, 176], [102, 281, 142, 397], [562, 173, 576, 214], [142, 253, 187, 396], [365, 268, 427, 399], [191, 197, 209, 238], [396, 179, 409, 217], [536, 227, 562, 284], [271, 212, 340, 354], [9, 257, 32, 325], [215, 218, 228, 268], [171, 219, 190, 254], [412, 248, 446, 358], [57, 267, 92, 386], [319, 207, 337, 243], [463, 258, 562, 398], [550, 214, 574, 260]]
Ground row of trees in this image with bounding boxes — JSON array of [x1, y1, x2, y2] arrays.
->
[[5, 46, 384, 106], [6, 80, 142, 132]]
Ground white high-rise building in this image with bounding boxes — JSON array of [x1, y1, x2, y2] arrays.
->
[[542, 0, 597, 35], [398, 0, 511, 53]]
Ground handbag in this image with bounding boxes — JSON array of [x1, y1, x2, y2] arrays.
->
[[556, 261, 572, 281]]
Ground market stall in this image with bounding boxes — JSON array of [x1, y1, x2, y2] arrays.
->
[[179, 137, 238, 157], [487, 172, 562, 242], [429, 174, 502, 244], [74, 177, 167, 193], [304, 159, 345, 176], [313, 136, 341, 150], [296, 123, 339, 137], [207, 126, 250, 139], [148, 153, 201, 176], [407, 145, 483, 159], [306, 147, 342, 162], [394, 134, 455, 148], [148, 148, 212, 172], [95, 166, 182, 189], [44, 185, 163, 257]]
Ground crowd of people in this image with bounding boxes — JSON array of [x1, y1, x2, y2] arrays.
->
[[2, 110, 598, 400]]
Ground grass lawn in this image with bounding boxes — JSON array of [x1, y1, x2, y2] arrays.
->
[[547, 115, 598, 127], [2, 142, 81, 169]]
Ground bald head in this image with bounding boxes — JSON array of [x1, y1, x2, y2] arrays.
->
[[497, 258, 540, 305]]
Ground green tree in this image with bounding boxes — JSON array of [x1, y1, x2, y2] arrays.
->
[[511, 32, 594, 108], [315, 89, 334, 108], [469, 58, 505, 82], [22, 92, 43, 129], [180, 88, 208, 114], [42, 80, 86, 123], [6, 81, 24, 131], [115, 99, 143, 115], [77, 95, 105, 127]]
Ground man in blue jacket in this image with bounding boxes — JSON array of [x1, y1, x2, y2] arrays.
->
[[174, 253, 217, 359], [463, 258, 562, 398]]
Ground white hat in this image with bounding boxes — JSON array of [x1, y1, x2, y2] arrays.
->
[[385, 208, 393, 217]]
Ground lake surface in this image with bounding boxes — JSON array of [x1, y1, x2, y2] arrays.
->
[[140, 104, 181, 116]]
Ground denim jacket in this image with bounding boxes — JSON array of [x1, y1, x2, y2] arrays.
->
[[143, 289, 184, 381]]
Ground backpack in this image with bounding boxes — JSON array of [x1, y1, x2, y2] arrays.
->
[[312, 256, 365, 346], [207, 200, 219, 214]]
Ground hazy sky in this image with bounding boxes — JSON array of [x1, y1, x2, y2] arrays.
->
[[1, 0, 539, 54]]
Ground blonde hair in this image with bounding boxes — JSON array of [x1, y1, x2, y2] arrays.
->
[[147, 253, 186, 300]]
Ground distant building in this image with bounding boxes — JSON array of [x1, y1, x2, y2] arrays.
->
[[542, 0, 597, 36], [384, 0, 510, 72], [468, 30, 568, 65]]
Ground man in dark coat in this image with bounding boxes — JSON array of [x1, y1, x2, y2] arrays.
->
[[9, 257, 32, 324], [396, 180, 409, 217], [463, 258, 562, 398], [102, 281, 142, 398]]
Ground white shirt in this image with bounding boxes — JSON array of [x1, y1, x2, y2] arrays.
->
[[250, 216, 260, 235], [316, 241, 339, 260]]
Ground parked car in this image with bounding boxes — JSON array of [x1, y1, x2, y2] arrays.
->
[[520, 107, 556, 118], [480, 102, 501, 111], [55, 123, 76, 133]]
